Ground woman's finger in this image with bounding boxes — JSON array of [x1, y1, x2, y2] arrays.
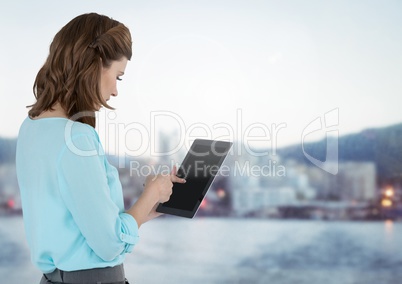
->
[[171, 165, 177, 176], [170, 165, 186, 183], [172, 176, 186, 183], [170, 172, 185, 182]]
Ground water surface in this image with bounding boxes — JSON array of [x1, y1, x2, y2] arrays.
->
[[1, 216, 401, 284]]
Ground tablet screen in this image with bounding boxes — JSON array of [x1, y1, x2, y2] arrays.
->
[[157, 139, 232, 217]]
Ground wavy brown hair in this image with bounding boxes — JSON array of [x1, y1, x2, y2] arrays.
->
[[28, 13, 132, 127]]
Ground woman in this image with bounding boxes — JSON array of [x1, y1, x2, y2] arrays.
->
[[15, 13, 185, 284]]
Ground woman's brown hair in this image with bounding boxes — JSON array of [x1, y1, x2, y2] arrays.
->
[[28, 13, 132, 127]]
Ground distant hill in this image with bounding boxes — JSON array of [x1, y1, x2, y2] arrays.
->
[[2, 122, 402, 181], [0, 137, 17, 164], [277, 123, 402, 182]]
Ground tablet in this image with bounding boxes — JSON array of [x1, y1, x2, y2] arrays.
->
[[156, 139, 233, 218]]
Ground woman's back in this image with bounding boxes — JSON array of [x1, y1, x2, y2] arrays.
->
[[16, 116, 138, 273]]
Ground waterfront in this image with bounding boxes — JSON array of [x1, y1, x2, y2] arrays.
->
[[0, 216, 401, 284]]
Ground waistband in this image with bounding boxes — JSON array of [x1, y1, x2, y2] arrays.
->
[[43, 264, 128, 284]]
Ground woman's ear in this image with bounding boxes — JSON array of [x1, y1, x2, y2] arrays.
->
[[99, 57, 106, 71]]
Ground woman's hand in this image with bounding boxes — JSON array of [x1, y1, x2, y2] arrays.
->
[[170, 164, 186, 186], [127, 165, 186, 227], [144, 173, 173, 203], [144, 165, 186, 203], [143, 166, 186, 221]]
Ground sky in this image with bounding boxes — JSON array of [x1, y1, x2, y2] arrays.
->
[[0, 0, 401, 156]]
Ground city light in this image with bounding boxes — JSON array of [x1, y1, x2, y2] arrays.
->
[[381, 199, 392, 208], [384, 188, 394, 198], [217, 189, 226, 199], [200, 199, 208, 209], [7, 199, 15, 209]]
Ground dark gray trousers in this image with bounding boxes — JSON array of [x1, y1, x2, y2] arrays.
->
[[39, 264, 129, 284]]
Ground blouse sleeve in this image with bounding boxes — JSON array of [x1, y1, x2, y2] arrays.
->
[[56, 133, 139, 261]]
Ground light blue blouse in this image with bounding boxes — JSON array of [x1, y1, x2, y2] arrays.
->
[[16, 116, 139, 273]]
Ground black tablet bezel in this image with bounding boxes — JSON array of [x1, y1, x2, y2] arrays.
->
[[156, 139, 232, 218]]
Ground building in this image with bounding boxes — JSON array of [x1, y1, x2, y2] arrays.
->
[[232, 185, 297, 216], [306, 161, 376, 202]]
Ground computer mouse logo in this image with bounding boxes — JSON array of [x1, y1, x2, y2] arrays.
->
[[301, 108, 339, 175]]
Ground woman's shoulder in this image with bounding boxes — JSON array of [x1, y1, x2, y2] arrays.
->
[[65, 119, 97, 138], [26, 115, 93, 131], [21, 115, 99, 143]]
